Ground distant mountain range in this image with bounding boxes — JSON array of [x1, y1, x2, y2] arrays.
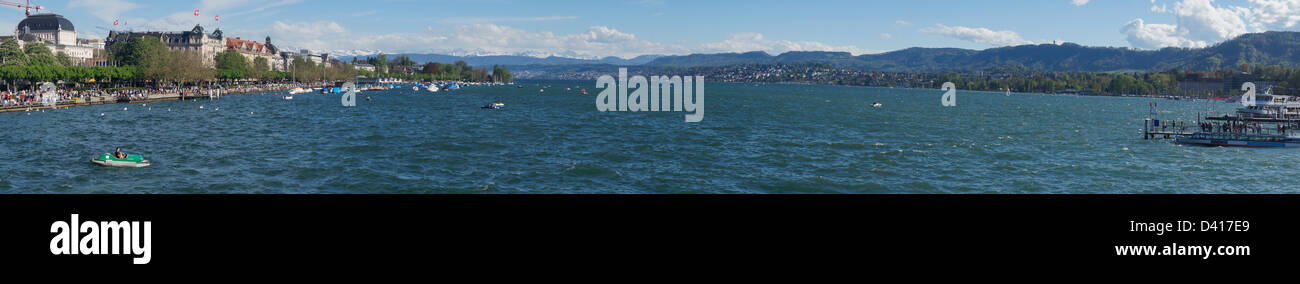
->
[[333, 31, 1300, 73], [636, 31, 1300, 73]]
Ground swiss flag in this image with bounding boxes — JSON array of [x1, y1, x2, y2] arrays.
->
[[215, 15, 220, 21], [194, 10, 200, 16], [113, 19, 118, 26]]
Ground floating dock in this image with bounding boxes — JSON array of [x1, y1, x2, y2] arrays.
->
[[1142, 118, 1194, 139]]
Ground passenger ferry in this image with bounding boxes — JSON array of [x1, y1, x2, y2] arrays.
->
[[1236, 89, 1300, 119], [1169, 89, 1300, 148]]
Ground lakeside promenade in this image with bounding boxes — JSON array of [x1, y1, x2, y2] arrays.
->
[[0, 83, 330, 113]]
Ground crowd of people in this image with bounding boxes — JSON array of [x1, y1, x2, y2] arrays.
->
[[1196, 121, 1297, 136], [0, 82, 325, 109]]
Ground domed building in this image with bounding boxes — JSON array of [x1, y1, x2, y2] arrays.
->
[[15, 13, 77, 46], [3, 13, 106, 66]]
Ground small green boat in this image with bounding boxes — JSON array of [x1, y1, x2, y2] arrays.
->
[[92, 153, 151, 168]]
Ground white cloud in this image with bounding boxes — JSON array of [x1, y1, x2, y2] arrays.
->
[[439, 24, 685, 58], [69, 0, 142, 23], [437, 16, 579, 24], [1152, 4, 1170, 13], [1121, 18, 1207, 48], [270, 22, 690, 59], [894, 20, 912, 27], [273, 21, 346, 39], [1119, 0, 1300, 49], [133, 10, 226, 32], [700, 33, 878, 55], [879, 33, 892, 39], [266, 21, 883, 59], [920, 24, 1033, 46], [114, 0, 284, 32], [1071, 0, 1091, 6], [269, 21, 350, 51], [1244, 0, 1300, 31], [1173, 0, 1249, 42], [579, 26, 638, 43]]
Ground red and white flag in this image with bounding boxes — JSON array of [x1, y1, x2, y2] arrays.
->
[[215, 15, 220, 21], [113, 19, 118, 26], [194, 10, 200, 16]]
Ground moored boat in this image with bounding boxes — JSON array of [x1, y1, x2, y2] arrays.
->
[[1236, 90, 1300, 119]]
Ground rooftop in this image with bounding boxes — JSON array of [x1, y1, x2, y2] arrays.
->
[[17, 13, 75, 32]]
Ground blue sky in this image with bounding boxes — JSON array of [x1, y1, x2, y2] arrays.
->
[[2, 0, 1297, 58]]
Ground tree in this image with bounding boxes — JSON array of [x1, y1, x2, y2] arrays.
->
[[0, 38, 27, 66], [424, 62, 440, 75], [137, 40, 172, 85], [24, 42, 56, 66], [252, 57, 271, 80], [390, 55, 414, 68], [110, 37, 166, 67], [290, 57, 320, 82], [170, 50, 212, 85], [1283, 71, 1300, 95], [55, 52, 73, 67], [214, 51, 249, 80], [491, 65, 513, 83]]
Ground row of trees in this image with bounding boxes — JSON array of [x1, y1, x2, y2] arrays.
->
[[0, 40, 74, 67], [1, 35, 515, 89], [109, 36, 211, 87], [0, 38, 140, 90], [942, 65, 1300, 97], [686, 62, 1300, 98], [215, 51, 273, 80], [287, 57, 357, 82], [357, 53, 513, 83]]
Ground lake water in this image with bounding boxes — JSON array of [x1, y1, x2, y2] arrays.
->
[[0, 81, 1288, 193]]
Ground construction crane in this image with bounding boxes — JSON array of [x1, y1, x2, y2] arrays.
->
[[0, 0, 42, 16]]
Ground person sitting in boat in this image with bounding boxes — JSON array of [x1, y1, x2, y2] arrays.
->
[[114, 147, 126, 159]]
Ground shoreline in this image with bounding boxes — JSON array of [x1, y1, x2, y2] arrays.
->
[[0, 84, 319, 114]]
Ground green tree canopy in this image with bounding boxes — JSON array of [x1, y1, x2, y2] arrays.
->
[[214, 51, 249, 80], [23, 42, 56, 66], [110, 37, 166, 67], [55, 51, 73, 67], [0, 38, 28, 66], [252, 57, 271, 80]]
